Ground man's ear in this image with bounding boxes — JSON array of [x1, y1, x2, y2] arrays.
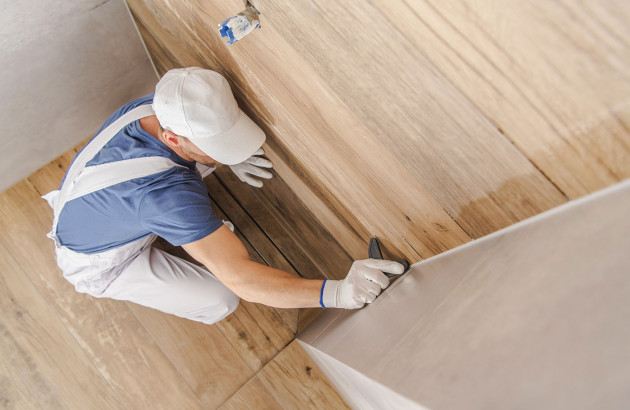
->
[[162, 130, 181, 146]]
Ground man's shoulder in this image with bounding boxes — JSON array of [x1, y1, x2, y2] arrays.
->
[[103, 94, 155, 128], [140, 166, 206, 199], [137, 168, 213, 219]]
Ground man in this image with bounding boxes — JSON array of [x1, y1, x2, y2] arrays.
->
[[44, 67, 403, 325]]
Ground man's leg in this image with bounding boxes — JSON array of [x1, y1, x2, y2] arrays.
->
[[101, 246, 240, 325]]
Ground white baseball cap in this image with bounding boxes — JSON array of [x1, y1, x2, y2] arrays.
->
[[152, 67, 265, 165]]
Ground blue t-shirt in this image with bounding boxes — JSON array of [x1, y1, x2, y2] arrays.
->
[[56, 94, 223, 254]]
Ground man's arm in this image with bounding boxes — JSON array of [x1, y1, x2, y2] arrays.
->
[[183, 225, 405, 309], [183, 225, 324, 308]]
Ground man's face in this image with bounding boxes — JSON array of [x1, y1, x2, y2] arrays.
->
[[178, 137, 224, 168]]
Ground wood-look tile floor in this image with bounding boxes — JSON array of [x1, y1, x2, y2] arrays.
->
[[0, 142, 349, 409]]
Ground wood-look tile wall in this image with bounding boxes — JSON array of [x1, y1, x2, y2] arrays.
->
[[127, 0, 630, 269]]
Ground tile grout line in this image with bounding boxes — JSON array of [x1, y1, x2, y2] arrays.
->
[[217, 339, 296, 409]]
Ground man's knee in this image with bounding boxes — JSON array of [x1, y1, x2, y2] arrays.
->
[[218, 289, 240, 319], [191, 290, 240, 325]]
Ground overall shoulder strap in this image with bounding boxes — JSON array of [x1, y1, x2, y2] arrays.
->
[[61, 104, 156, 194], [50, 104, 157, 239], [67, 156, 187, 201]]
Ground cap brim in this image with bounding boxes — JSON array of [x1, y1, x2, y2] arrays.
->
[[193, 110, 266, 165]]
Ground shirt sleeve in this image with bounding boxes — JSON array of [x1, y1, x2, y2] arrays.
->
[[138, 175, 224, 246]]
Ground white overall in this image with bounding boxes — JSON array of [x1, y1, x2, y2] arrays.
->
[[43, 105, 239, 324]]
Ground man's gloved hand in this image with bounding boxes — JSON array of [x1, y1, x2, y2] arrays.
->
[[321, 259, 405, 309], [229, 148, 273, 188]]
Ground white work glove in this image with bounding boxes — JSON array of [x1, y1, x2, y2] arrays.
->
[[229, 148, 273, 188], [321, 259, 405, 309]]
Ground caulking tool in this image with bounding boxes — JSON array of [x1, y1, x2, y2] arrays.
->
[[368, 237, 410, 278]]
